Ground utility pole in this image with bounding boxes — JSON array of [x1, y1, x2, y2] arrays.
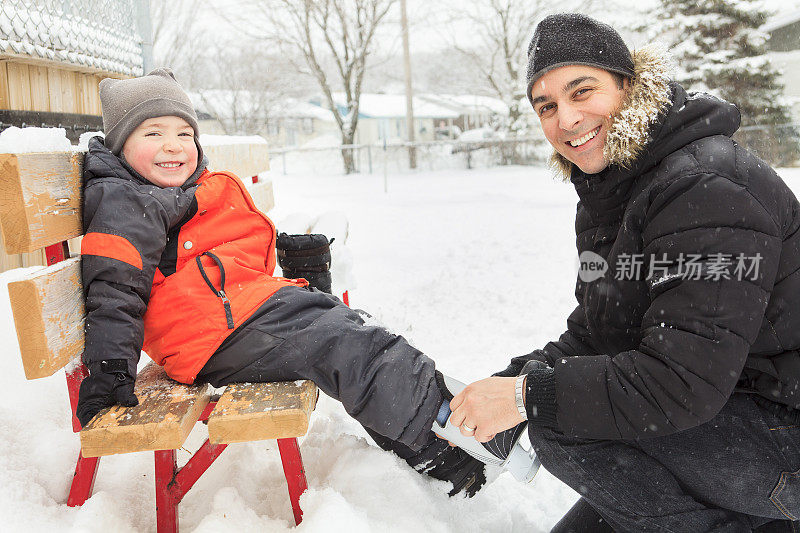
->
[[400, 0, 416, 169], [135, 0, 153, 74]]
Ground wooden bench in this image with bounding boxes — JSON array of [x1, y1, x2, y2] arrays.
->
[[0, 150, 318, 532]]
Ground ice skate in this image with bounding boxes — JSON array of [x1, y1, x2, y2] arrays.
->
[[432, 373, 541, 483]]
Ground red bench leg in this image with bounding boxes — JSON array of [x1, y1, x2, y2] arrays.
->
[[155, 450, 179, 533], [277, 438, 308, 525], [66, 452, 99, 506]]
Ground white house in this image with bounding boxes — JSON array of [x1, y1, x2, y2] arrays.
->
[[762, 9, 800, 121]]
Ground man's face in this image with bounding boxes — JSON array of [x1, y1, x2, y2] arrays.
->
[[122, 116, 198, 187], [531, 65, 629, 174]]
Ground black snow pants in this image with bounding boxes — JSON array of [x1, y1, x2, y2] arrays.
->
[[196, 285, 442, 450]]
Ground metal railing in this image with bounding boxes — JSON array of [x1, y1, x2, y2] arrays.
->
[[270, 137, 550, 176], [270, 121, 800, 176]]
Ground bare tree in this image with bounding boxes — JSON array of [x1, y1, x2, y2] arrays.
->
[[150, 0, 206, 79], [194, 48, 308, 136], [152, 2, 314, 138], [445, 0, 596, 137], [251, 0, 397, 173]]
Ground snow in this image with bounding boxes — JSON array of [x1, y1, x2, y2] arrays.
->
[[0, 126, 72, 153], [3, 163, 800, 531], [420, 94, 511, 116], [330, 93, 460, 119], [457, 127, 498, 142]]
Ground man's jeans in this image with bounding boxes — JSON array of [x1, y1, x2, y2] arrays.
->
[[529, 394, 800, 532]]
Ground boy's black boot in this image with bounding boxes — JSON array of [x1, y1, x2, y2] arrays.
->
[[276, 233, 333, 293], [365, 428, 486, 497]]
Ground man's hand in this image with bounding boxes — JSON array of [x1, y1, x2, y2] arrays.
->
[[76, 359, 139, 427], [448, 376, 525, 443]]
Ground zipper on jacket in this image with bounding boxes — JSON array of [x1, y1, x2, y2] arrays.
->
[[195, 251, 235, 329]]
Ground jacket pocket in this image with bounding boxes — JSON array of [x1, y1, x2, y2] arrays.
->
[[771, 469, 800, 520]]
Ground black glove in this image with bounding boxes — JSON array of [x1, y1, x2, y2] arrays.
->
[[76, 359, 139, 427]]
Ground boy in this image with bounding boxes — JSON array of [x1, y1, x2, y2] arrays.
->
[[76, 68, 535, 496]]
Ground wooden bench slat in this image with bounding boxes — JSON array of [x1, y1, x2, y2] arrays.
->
[[207, 380, 317, 445], [0, 152, 84, 254], [80, 362, 211, 458], [7, 256, 84, 379], [204, 142, 269, 180]]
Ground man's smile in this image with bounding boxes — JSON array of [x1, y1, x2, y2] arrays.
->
[[567, 126, 601, 148]]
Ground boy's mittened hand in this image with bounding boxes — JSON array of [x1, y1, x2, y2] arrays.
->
[[76, 359, 139, 427]]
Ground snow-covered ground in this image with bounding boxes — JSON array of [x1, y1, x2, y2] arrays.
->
[[2, 164, 800, 532]]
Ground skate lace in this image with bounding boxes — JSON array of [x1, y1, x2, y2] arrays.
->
[[482, 422, 526, 460]]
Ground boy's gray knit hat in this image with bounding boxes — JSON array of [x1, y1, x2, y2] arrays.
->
[[526, 13, 634, 107], [99, 68, 200, 156]]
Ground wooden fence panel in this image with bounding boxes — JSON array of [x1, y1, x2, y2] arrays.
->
[[0, 61, 9, 110], [6, 63, 33, 111]]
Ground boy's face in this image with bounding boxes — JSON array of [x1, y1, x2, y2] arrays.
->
[[122, 116, 198, 187]]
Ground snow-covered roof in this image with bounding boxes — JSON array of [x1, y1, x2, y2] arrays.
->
[[190, 92, 337, 123], [330, 93, 460, 119], [761, 9, 800, 32], [418, 94, 510, 116], [0, 0, 143, 76], [272, 100, 337, 122]]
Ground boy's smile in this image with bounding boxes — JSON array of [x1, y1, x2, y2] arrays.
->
[[122, 116, 198, 187]]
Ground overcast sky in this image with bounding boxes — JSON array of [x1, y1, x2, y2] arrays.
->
[[196, 0, 800, 55]]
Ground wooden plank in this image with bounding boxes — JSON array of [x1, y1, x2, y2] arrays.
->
[[208, 380, 317, 444], [87, 75, 101, 115], [7, 256, 83, 379], [76, 74, 92, 115], [0, 61, 10, 110], [81, 362, 211, 457], [204, 142, 270, 179], [0, 230, 47, 271], [29, 65, 50, 112], [0, 152, 83, 254], [59, 70, 77, 114], [250, 180, 275, 214], [0, 52, 137, 79], [6, 62, 32, 111], [47, 67, 63, 113]]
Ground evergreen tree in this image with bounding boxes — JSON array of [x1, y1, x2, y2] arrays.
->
[[650, 0, 799, 166]]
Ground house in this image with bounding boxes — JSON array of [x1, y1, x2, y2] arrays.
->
[[264, 100, 339, 147], [318, 93, 461, 144], [417, 94, 512, 136], [762, 9, 800, 121], [190, 92, 339, 148]]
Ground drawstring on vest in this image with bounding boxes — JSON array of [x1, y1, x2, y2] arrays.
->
[[195, 252, 235, 329]]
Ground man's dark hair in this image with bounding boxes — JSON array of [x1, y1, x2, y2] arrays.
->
[[611, 72, 628, 90]]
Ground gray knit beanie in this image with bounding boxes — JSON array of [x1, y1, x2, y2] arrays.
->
[[526, 14, 634, 107], [99, 68, 201, 158]]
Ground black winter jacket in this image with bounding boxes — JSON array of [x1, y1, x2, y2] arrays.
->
[[81, 138, 201, 377], [501, 48, 800, 440]]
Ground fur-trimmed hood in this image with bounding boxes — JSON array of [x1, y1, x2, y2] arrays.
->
[[549, 44, 673, 178], [560, 45, 741, 224]]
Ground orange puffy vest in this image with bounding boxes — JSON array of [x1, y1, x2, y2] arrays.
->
[[142, 170, 306, 383]]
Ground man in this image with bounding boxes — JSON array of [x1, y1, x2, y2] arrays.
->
[[448, 13, 800, 532]]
